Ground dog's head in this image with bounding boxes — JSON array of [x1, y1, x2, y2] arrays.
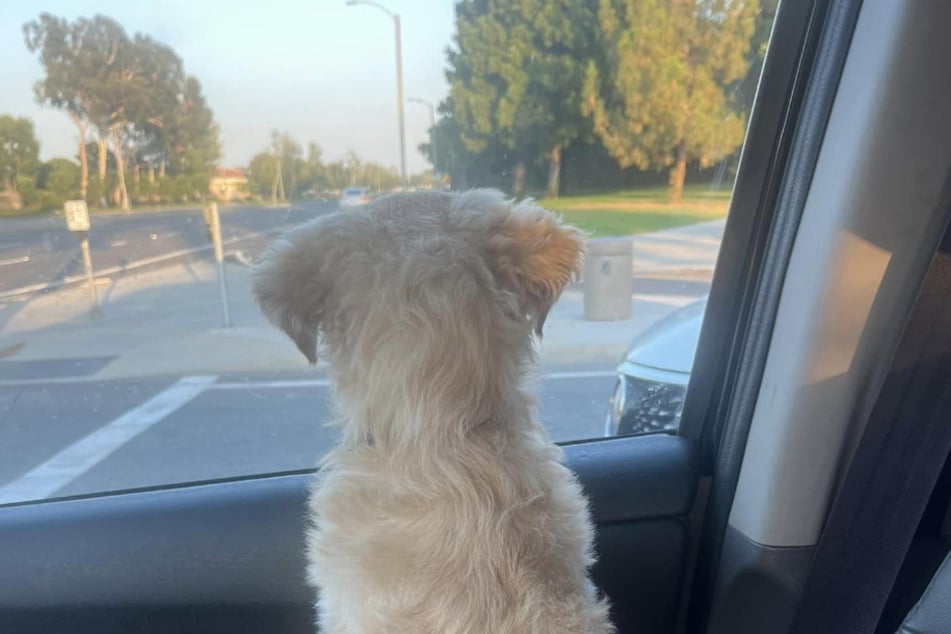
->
[[252, 190, 583, 374]]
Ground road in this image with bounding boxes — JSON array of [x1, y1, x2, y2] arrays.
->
[[0, 202, 333, 295], [0, 367, 617, 505], [0, 201, 711, 508]]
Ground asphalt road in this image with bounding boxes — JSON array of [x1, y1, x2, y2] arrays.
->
[[0, 201, 333, 295], [0, 367, 618, 505], [0, 200, 709, 507]]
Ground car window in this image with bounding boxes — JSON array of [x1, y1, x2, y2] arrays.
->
[[0, 0, 779, 505]]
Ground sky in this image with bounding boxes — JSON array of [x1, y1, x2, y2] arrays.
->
[[0, 0, 456, 173]]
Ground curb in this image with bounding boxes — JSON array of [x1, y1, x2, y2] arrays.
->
[[633, 267, 715, 280], [0, 337, 631, 386]]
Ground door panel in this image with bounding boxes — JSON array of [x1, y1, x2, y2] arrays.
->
[[0, 434, 699, 633]]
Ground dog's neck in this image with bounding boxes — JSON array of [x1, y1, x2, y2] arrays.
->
[[330, 353, 534, 452]]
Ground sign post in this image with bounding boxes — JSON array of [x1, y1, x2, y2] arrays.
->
[[203, 201, 232, 328], [64, 200, 101, 318]]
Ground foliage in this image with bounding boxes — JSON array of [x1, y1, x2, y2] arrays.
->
[[247, 153, 279, 199], [139, 75, 221, 180], [23, 13, 221, 209], [582, 0, 757, 201], [247, 133, 401, 199], [447, 0, 598, 197], [38, 158, 81, 199], [0, 116, 40, 191]]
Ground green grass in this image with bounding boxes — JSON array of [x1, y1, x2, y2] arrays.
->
[[554, 208, 726, 236], [540, 186, 731, 236]]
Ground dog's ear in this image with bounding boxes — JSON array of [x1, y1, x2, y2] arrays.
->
[[252, 229, 331, 365], [486, 199, 585, 336]]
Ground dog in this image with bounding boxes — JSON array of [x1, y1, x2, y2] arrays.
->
[[253, 189, 613, 634]]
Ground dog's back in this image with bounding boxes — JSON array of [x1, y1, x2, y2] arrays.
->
[[309, 426, 611, 633]]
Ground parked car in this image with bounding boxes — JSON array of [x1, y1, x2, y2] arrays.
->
[[339, 187, 370, 208], [605, 296, 706, 437]]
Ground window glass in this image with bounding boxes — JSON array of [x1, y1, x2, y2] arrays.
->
[[0, 0, 779, 505]]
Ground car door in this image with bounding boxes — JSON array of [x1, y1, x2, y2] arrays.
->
[[3, 0, 949, 633]]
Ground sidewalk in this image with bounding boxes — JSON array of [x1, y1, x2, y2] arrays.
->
[[0, 221, 721, 382], [630, 218, 724, 274]]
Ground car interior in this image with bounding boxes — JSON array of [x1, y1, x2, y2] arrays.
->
[[1, 0, 950, 633]]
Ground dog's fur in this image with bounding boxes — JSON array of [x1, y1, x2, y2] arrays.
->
[[253, 189, 613, 634]]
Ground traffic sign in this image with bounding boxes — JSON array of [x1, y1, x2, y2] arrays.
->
[[64, 200, 90, 232]]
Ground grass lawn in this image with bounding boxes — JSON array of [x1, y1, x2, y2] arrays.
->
[[540, 185, 731, 236]]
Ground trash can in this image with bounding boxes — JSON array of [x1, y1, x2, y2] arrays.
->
[[584, 237, 633, 321]]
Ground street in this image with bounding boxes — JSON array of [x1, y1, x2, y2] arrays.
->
[[0, 368, 618, 504], [0, 203, 716, 508], [0, 201, 332, 295]]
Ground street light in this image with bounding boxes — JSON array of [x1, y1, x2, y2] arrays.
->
[[346, 0, 407, 186], [408, 97, 437, 179]]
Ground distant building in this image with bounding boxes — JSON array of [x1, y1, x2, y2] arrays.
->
[[209, 167, 249, 202]]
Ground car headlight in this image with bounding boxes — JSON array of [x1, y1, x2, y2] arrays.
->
[[605, 375, 687, 437], [605, 379, 627, 436]]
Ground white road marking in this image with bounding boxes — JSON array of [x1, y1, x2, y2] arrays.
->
[[211, 379, 333, 390], [0, 375, 217, 505], [208, 371, 616, 391], [0, 256, 30, 267]]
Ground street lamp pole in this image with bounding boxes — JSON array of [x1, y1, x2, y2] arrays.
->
[[408, 97, 437, 178], [346, 0, 407, 185]]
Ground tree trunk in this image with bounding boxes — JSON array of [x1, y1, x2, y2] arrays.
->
[[513, 160, 526, 198], [111, 130, 130, 212], [98, 139, 108, 208], [148, 166, 155, 184], [69, 113, 89, 199], [159, 158, 166, 179], [271, 160, 281, 204], [669, 142, 688, 204], [546, 146, 562, 199]]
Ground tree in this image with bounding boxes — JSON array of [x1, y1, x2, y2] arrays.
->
[[419, 98, 507, 191], [259, 130, 302, 202], [23, 14, 94, 198], [25, 13, 220, 209], [733, 0, 779, 116], [143, 75, 221, 183], [36, 158, 81, 209], [295, 142, 326, 195], [360, 161, 400, 193], [248, 153, 279, 200], [0, 116, 40, 192], [323, 160, 349, 192], [85, 31, 185, 210], [583, 0, 757, 202], [447, 0, 597, 197]]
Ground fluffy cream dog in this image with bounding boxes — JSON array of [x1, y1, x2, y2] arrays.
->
[[253, 189, 613, 634]]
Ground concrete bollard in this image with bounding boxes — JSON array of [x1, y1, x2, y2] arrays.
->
[[584, 237, 633, 321]]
